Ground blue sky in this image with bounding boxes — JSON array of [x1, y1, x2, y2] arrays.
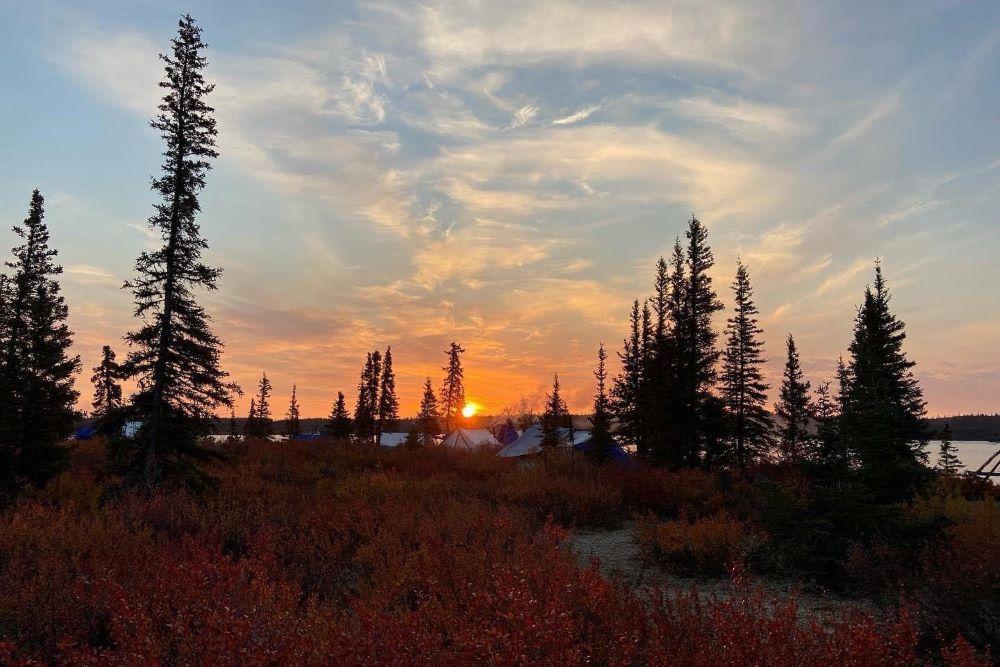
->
[[1, 0, 998, 416]]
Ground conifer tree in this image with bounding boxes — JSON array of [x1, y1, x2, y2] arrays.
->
[[252, 373, 273, 438], [721, 260, 772, 468], [935, 423, 962, 475], [588, 344, 615, 463], [354, 353, 374, 442], [244, 398, 257, 437], [367, 350, 382, 436], [541, 373, 569, 454], [440, 341, 466, 433], [675, 216, 724, 465], [612, 300, 644, 456], [812, 380, 845, 466], [403, 423, 422, 449], [643, 256, 683, 468], [416, 377, 441, 446], [91, 345, 123, 418], [327, 392, 352, 440], [376, 346, 399, 441], [227, 406, 238, 441], [775, 334, 812, 461], [0, 189, 80, 496], [842, 262, 928, 499], [115, 16, 237, 488], [285, 384, 301, 438]]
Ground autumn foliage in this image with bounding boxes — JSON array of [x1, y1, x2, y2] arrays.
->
[[0, 439, 991, 664]]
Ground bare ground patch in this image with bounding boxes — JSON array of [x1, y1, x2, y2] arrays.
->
[[567, 522, 879, 624]]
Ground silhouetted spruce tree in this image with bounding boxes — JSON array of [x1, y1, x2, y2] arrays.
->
[[403, 423, 421, 449], [252, 373, 274, 438], [935, 423, 962, 475], [354, 353, 376, 443], [676, 216, 724, 466], [91, 345, 123, 419], [285, 384, 301, 438], [721, 260, 772, 468], [367, 350, 382, 438], [115, 16, 238, 489], [327, 392, 352, 440], [842, 262, 928, 499], [588, 344, 615, 464], [244, 398, 257, 437], [376, 346, 399, 441], [227, 407, 238, 440], [812, 380, 845, 467], [775, 334, 812, 461], [416, 377, 441, 446], [612, 300, 644, 455], [0, 190, 80, 497], [440, 341, 466, 433], [541, 373, 569, 454], [643, 256, 684, 468]]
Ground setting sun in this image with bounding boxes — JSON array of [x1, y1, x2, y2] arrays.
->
[[461, 402, 478, 419]]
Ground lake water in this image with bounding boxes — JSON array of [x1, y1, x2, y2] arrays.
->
[[927, 441, 999, 472]]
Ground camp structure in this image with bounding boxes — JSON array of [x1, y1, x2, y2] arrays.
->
[[497, 424, 590, 458], [571, 435, 632, 464], [441, 428, 501, 450], [378, 432, 409, 448]]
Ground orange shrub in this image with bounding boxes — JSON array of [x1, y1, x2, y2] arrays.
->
[[637, 511, 761, 575], [612, 467, 726, 518]]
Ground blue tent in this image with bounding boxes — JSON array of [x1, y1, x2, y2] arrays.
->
[[495, 423, 519, 445], [572, 437, 633, 465], [74, 425, 96, 440]]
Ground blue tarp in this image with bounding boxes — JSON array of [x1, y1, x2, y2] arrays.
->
[[74, 425, 96, 440], [495, 423, 519, 445], [572, 438, 633, 465]]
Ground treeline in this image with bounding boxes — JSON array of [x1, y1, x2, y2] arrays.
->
[[927, 415, 1000, 442], [591, 215, 932, 502]]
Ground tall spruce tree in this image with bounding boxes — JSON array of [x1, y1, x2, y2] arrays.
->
[[416, 377, 441, 446], [91, 345, 123, 418], [353, 353, 374, 442], [115, 15, 237, 488], [842, 262, 928, 499], [775, 334, 812, 461], [612, 300, 644, 456], [440, 341, 466, 433], [588, 344, 615, 464], [252, 373, 273, 438], [244, 398, 257, 437], [0, 190, 80, 496], [643, 256, 683, 468], [676, 216, 724, 466], [541, 373, 569, 454], [285, 384, 301, 438], [812, 380, 845, 467], [721, 260, 772, 468], [376, 346, 399, 441], [327, 392, 352, 440]]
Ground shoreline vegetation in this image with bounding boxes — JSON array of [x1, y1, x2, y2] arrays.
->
[[1, 13, 997, 665]]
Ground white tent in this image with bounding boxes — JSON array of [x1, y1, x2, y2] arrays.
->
[[378, 432, 409, 448], [498, 425, 590, 457], [441, 428, 500, 450]]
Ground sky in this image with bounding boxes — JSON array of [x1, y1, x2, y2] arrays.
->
[[1, 0, 998, 419]]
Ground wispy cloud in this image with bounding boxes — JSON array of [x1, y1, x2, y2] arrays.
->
[[553, 105, 600, 125]]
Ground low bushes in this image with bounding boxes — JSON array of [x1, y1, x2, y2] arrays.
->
[[0, 439, 994, 663], [636, 512, 760, 575]]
